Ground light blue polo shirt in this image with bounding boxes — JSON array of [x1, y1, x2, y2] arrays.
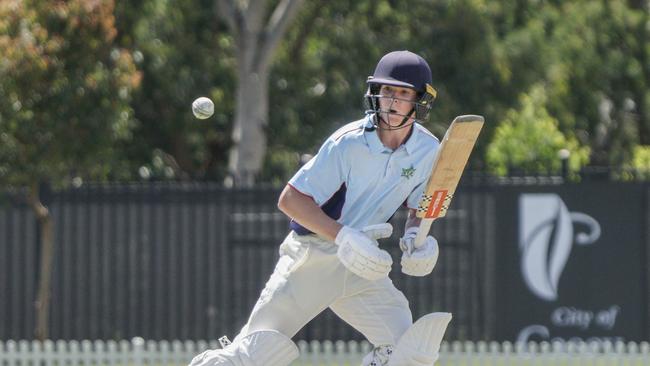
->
[[288, 115, 440, 234]]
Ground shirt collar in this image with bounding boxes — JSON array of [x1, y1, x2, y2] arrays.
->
[[364, 116, 388, 154], [363, 116, 419, 155], [402, 124, 419, 155]]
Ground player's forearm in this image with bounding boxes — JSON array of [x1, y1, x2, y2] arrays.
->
[[277, 185, 343, 241]]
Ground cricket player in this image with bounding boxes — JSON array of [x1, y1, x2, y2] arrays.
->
[[190, 50, 450, 366]]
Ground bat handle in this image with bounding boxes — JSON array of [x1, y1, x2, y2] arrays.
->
[[414, 219, 434, 249]]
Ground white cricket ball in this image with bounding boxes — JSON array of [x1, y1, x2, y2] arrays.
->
[[192, 97, 214, 119]]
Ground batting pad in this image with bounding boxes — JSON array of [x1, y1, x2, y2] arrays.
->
[[189, 330, 298, 366], [388, 312, 452, 366], [242, 330, 299, 366]]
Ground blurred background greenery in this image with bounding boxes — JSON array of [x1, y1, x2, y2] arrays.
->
[[1, 0, 649, 188]]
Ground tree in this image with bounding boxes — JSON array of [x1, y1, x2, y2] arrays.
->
[[542, 0, 649, 167], [486, 85, 590, 177], [113, 0, 236, 181], [217, 0, 305, 186], [103, 0, 650, 183], [0, 0, 140, 339], [627, 145, 650, 179]]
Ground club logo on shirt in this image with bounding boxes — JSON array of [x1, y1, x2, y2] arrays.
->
[[401, 165, 416, 179]]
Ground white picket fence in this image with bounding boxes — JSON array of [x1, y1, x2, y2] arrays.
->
[[0, 338, 649, 365]]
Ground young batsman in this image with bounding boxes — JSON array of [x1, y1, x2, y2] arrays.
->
[[190, 50, 450, 366]]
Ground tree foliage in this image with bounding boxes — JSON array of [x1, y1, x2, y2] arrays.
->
[[486, 85, 590, 176], [115, 0, 650, 181], [114, 0, 235, 180], [3, 0, 649, 183], [542, 0, 649, 167], [0, 0, 140, 187], [627, 145, 650, 179]]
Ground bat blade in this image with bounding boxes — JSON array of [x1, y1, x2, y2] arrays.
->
[[414, 115, 484, 247]]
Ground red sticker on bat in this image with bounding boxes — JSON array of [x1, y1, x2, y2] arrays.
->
[[425, 190, 448, 218]]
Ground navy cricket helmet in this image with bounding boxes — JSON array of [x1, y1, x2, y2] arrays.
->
[[365, 50, 437, 126]]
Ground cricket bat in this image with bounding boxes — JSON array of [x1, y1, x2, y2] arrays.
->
[[414, 115, 484, 248]]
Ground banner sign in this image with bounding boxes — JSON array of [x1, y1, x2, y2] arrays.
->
[[495, 184, 647, 342]]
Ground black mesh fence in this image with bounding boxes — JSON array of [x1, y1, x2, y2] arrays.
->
[[0, 182, 494, 341]]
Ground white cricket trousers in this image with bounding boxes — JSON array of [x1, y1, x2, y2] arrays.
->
[[235, 231, 412, 346]]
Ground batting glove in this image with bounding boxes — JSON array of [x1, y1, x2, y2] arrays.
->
[[335, 223, 393, 281], [400, 227, 439, 277]]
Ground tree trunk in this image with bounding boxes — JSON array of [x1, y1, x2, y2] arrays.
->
[[218, 0, 304, 186], [228, 66, 270, 186], [27, 184, 54, 340]]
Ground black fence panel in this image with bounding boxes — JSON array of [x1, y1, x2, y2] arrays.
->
[[0, 183, 492, 341], [0, 197, 38, 339], [4, 181, 647, 342]]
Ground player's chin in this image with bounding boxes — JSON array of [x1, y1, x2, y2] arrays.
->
[[384, 114, 413, 129], [379, 112, 397, 124]]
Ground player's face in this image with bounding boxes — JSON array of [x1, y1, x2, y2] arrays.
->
[[378, 85, 417, 127]]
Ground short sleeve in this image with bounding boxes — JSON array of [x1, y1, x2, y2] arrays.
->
[[289, 138, 346, 205]]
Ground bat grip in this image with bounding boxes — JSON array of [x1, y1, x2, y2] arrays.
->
[[414, 219, 434, 249]]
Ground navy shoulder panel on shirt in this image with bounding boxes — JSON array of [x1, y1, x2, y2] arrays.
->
[[329, 119, 366, 142]]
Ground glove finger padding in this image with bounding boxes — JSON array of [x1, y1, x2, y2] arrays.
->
[[399, 227, 419, 254], [401, 235, 439, 277], [361, 223, 394, 240], [336, 226, 393, 281]]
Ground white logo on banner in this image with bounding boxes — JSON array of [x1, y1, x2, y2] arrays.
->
[[519, 194, 601, 301]]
